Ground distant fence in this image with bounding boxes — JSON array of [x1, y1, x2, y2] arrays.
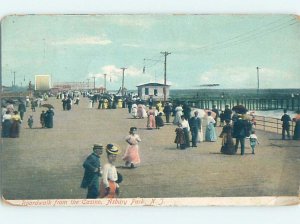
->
[[254, 115, 295, 135]]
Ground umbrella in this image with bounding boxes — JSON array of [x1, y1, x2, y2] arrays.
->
[[190, 109, 206, 118], [5, 99, 16, 104], [204, 109, 216, 119], [41, 104, 54, 109], [232, 105, 247, 114]]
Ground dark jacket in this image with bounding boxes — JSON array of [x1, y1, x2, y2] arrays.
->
[[233, 118, 251, 138], [224, 109, 232, 120], [281, 114, 291, 127], [80, 153, 101, 188], [189, 116, 201, 131], [163, 105, 172, 115]]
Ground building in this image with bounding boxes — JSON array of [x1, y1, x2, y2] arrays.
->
[[137, 82, 170, 101], [35, 75, 51, 91]]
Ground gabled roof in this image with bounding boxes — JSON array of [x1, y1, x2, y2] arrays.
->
[[137, 82, 170, 87]]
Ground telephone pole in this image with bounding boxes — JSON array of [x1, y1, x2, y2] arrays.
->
[[92, 76, 96, 91], [13, 71, 16, 87], [120, 67, 127, 96], [87, 78, 90, 90], [256, 67, 260, 95], [160, 51, 171, 103], [104, 74, 107, 91]]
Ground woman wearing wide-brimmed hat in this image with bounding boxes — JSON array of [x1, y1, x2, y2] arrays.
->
[[100, 144, 121, 198]]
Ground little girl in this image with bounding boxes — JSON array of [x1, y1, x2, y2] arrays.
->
[[248, 130, 260, 154], [123, 127, 141, 168], [28, 115, 34, 128], [174, 123, 186, 149]]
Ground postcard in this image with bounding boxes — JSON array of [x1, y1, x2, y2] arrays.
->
[[1, 14, 299, 206]]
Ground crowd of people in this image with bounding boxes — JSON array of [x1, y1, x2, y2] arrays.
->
[[2, 91, 299, 200]]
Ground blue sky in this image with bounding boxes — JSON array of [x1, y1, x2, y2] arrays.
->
[[1, 14, 300, 90]]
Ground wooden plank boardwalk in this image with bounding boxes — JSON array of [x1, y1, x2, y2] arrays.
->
[[1, 97, 299, 200]]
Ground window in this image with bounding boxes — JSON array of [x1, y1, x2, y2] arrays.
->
[[154, 89, 158, 96], [145, 88, 149, 95]]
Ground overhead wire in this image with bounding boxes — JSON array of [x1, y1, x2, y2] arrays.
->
[[172, 17, 298, 55]]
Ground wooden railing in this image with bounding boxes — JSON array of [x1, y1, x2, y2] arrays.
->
[[254, 115, 295, 135]]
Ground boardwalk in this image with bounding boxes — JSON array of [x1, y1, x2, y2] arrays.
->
[[1, 97, 299, 200]]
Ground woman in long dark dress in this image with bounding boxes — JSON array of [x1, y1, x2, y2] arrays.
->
[[2, 111, 12, 137], [293, 111, 300, 140], [219, 120, 236, 155], [10, 111, 21, 138], [45, 108, 54, 128]]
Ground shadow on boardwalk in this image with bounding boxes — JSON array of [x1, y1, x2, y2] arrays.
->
[[1, 97, 299, 200]]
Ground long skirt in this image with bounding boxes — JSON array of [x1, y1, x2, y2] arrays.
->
[[197, 125, 204, 142], [293, 121, 300, 140], [131, 108, 137, 118], [220, 134, 236, 155], [2, 120, 12, 137], [99, 180, 118, 198], [123, 145, 140, 165], [183, 128, 190, 147], [10, 120, 20, 138], [205, 123, 217, 142], [147, 115, 156, 129], [173, 112, 182, 125], [137, 108, 143, 118]]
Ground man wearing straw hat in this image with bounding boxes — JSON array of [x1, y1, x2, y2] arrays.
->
[[81, 144, 103, 199]]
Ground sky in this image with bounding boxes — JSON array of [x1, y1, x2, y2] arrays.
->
[[1, 14, 300, 90]]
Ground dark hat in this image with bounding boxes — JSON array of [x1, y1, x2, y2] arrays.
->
[[93, 144, 103, 150], [106, 144, 119, 154], [130, 127, 137, 132]]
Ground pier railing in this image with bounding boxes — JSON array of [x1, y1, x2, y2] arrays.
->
[[254, 115, 295, 135]]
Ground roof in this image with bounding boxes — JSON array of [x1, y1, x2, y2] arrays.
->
[[137, 82, 170, 87]]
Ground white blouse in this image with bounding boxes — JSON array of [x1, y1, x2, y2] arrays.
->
[[181, 119, 190, 131], [102, 163, 119, 188], [125, 134, 141, 145], [207, 116, 216, 125]]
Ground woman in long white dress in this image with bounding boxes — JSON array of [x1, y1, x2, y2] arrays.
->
[[205, 111, 217, 142], [173, 105, 183, 125]]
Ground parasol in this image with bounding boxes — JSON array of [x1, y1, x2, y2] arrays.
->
[[41, 104, 54, 109], [190, 109, 206, 118], [5, 99, 16, 104], [204, 110, 216, 119]]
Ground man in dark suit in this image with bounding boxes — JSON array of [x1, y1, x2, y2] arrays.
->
[[233, 115, 251, 155], [224, 105, 232, 121], [81, 144, 103, 198], [281, 109, 291, 140], [163, 102, 172, 123], [189, 111, 201, 147]]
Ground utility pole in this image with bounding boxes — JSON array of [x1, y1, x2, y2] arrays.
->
[[92, 76, 96, 91], [103, 74, 107, 91], [13, 71, 16, 87], [256, 67, 260, 95], [120, 67, 127, 96], [160, 51, 171, 103], [87, 78, 90, 90]]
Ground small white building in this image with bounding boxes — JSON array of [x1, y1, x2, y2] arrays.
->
[[137, 82, 170, 101]]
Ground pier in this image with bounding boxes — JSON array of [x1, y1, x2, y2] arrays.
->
[[1, 97, 299, 200]]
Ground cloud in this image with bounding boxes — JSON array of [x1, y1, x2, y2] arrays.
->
[[51, 36, 112, 46], [198, 67, 299, 88], [88, 65, 142, 82], [122, 43, 141, 48]]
